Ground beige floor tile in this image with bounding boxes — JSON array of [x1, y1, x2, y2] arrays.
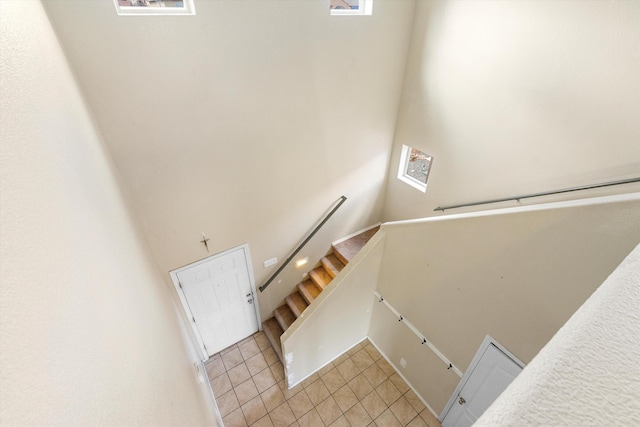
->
[[348, 374, 374, 400], [305, 378, 330, 406], [223, 348, 246, 370], [205, 357, 226, 380], [229, 363, 252, 387], [316, 396, 342, 426], [328, 415, 350, 427], [344, 402, 372, 427], [406, 415, 429, 427], [287, 389, 314, 419], [297, 408, 325, 427], [333, 384, 358, 413], [235, 378, 259, 406], [301, 373, 321, 389], [223, 407, 248, 427], [241, 395, 267, 426], [321, 367, 347, 395], [317, 361, 335, 377], [239, 334, 257, 345], [252, 414, 275, 427], [218, 389, 240, 417], [332, 351, 350, 366], [221, 343, 240, 355], [211, 372, 232, 397], [253, 367, 277, 393], [390, 396, 418, 425], [360, 390, 387, 420], [419, 408, 441, 427], [404, 389, 426, 413], [363, 344, 383, 361], [240, 339, 262, 361], [268, 402, 296, 427], [351, 349, 375, 371], [278, 380, 303, 400], [362, 364, 387, 388], [376, 358, 396, 377], [389, 373, 410, 394], [270, 361, 285, 382], [263, 347, 279, 366], [347, 343, 363, 356], [373, 408, 401, 427], [261, 384, 286, 412], [255, 333, 271, 351], [246, 353, 269, 376], [336, 358, 360, 382], [376, 379, 402, 406], [212, 333, 439, 427]]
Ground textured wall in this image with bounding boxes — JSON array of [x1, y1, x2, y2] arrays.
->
[[0, 1, 217, 424], [477, 244, 640, 425], [383, 0, 640, 221]]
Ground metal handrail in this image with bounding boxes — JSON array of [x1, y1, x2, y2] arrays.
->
[[434, 177, 640, 212], [259, 195, 347, 293]]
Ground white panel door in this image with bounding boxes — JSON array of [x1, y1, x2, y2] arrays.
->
[[442, 342, 523, 427], [176, 246, 258, 357]]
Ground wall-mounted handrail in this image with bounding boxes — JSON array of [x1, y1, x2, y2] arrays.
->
[[374, 291, 463, 377], [259, 196, 347, 293], [434, 177, 640, 212]]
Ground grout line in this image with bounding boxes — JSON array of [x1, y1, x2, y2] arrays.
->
[[214, 333, 441, 426]]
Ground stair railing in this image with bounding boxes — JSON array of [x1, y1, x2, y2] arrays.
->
[[259, 195, 347, 293], [434, 177, 640, 212]]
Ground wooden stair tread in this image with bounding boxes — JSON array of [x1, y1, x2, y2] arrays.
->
[[274, 305, 296, 331], [261, 225, 380, 368], [321, 254, 345, 278], [285, 292, 308, 318], [297, 279, 322, 305], [262, 317, 284, 363], [333, 226, 380, 265], [309, 267, 333, 290]]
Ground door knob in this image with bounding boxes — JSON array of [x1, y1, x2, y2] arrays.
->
[[458, 396, 466, 405], [247, 298, 253, 304]]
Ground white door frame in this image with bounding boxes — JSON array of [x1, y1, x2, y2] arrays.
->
[[440, 335, 525, 422], [170, 243, 261, 361]]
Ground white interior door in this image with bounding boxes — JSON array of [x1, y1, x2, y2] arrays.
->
[[442, 338, 524, 427], [173, 245, 258, 357]]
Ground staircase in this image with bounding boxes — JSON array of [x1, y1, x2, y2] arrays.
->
[[262, 226, 380, 363]]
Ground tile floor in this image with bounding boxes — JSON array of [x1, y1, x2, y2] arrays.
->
[[205, 332, 442, 427]]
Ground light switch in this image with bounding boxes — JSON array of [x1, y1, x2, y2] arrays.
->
[[263, 257, 277, 268]]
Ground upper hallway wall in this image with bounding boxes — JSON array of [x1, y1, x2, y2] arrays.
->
[[383, 0, 640, 221], [0, 1, 217, 424], [42, 0, 417, 319], [369, 194, 640, 413]]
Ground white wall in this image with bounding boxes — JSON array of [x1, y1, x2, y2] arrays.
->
[[383, 0, 640, 221], [477, 243, 640, 425], [42, 0, 417, 321], [369, 194, 640, 413], [0, 1, 217, 424]]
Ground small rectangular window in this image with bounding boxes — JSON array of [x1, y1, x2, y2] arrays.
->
[[114, 0, 195, 16], [330, 0, 373, 16], [397, 145, 433, 193]]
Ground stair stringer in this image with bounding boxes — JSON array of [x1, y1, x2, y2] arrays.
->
[[280, 230, 386, 389]]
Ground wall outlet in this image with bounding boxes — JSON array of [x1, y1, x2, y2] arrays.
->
[[263, 257, 277, 268], [400, 358, 407, 369]]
